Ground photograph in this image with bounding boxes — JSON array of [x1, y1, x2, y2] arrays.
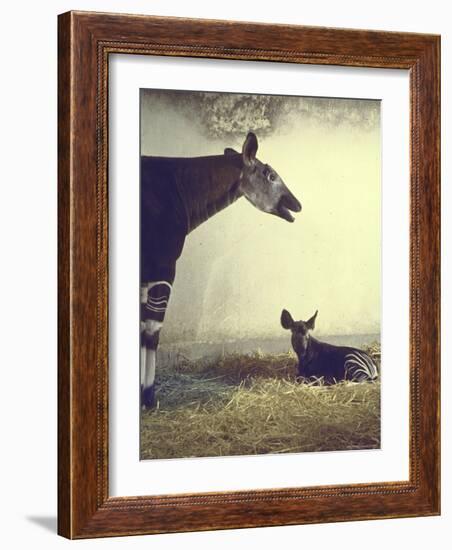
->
[[139, 88, 382, 460]]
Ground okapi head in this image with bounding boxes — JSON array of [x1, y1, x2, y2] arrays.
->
[[281, 309, 318, 357], [225, 132, 302, 222]]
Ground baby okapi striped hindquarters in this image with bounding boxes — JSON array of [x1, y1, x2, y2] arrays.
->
[[140, 132, 302, 409], [281, 309, 378, 383]]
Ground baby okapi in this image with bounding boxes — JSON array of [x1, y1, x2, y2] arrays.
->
[[281, 309, 378, 383]]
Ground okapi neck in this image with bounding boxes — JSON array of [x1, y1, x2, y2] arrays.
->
[[179, 154, 244, 233], [300, 337, 319, 365]]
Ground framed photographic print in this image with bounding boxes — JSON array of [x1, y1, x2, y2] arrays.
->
[[58, 11, 440, 538]]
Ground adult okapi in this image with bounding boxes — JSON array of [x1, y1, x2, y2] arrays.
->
[[140, 132, 302, 408], [281, 309, 378, 383]]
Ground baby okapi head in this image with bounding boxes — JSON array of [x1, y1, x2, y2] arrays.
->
[[225, 132, 302, 222], [281, 309, 318, 357]]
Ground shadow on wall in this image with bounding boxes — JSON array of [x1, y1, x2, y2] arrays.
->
[[26, 516, 57, 534]]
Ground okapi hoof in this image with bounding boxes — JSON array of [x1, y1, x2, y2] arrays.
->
[[141, 384, 156, 409]]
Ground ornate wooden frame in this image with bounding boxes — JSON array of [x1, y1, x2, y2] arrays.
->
[[58, 11, 440, 539]]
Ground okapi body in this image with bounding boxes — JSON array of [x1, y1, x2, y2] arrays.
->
[[281, 309, 378, 383], [140, 132, 302, 408]]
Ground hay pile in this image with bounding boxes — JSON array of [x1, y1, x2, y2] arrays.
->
[[140, 346, 380, 460]]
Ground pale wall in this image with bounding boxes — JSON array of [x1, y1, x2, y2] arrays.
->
[[141, 93, 381, 341]]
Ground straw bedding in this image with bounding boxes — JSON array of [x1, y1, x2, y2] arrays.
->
[[140, 344, 381, 460]]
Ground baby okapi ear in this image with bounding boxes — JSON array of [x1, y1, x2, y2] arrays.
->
[[242, 132, 258, 166], [281, 309, 294, 330], [224, 147, 239, 156], [306, 310, 318, 330]]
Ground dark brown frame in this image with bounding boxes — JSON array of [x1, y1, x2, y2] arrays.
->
[[58, 10, 440, 539]]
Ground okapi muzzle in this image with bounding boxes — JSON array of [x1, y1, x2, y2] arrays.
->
[[281, 309, 378, 383], [228, 132, 302, 222]]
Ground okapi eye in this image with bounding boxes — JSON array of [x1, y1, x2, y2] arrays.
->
[[269, 173, 275, 181]]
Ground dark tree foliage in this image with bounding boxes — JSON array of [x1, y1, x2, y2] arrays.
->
[[195, 93, 287, 138], [142, 89, 379, 139]]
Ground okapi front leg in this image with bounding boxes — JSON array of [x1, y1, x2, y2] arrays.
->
[[140, 319, 162, 408], [140, 281, 172, 409]]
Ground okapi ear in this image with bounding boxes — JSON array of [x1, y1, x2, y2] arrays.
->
[[242, 132, 258, 166], [281, 309, 294, 330], [224, 147, 239, 156], [306, 310, 318, 330]]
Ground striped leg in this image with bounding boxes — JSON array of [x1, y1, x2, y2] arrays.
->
[[140, 281, 172, 409], [344, 351, 378, 382]]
